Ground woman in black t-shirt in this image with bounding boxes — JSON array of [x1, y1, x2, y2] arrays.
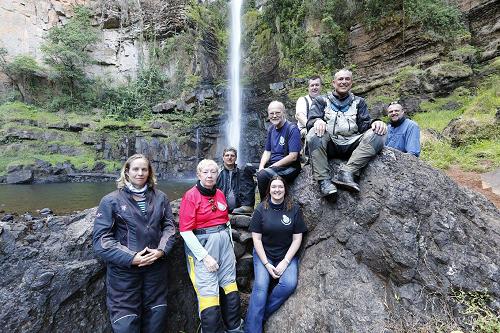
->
[[245, 176, 307, 333]]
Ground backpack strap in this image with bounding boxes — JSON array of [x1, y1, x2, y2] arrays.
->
[[304, 96, 310, 115]]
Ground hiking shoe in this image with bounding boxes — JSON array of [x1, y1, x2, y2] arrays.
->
[[319, 179, 337, 198], [333, 170, 360, 193], [232, 205, 254, 215]]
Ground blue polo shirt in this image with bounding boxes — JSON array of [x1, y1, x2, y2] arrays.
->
[[265, 121, 301, 164], [386, 118, 421, 157]]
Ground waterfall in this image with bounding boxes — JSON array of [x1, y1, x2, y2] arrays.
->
[[195, 127, 200, 164], [227, 0, 242, 160]]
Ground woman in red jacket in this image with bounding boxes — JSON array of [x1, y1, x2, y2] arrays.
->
[[179, 159, 244, 333]]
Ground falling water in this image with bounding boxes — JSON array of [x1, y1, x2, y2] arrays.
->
[[227, 0, 242, 157], [195, 127, 200, 163]]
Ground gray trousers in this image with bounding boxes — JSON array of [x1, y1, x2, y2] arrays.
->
[[185, 226, 241, 333], [307, 129, 386, 181]]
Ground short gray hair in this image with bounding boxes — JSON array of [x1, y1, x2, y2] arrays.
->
[[196, 159, 219, 174], [267, 100, 285, 112], [334, 69, 353, 80]]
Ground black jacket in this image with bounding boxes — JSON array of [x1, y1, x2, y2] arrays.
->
[[93, 187, 176, 267], [216, 165, 241, 211]]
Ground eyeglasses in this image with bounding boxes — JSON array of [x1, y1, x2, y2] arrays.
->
[[208, 198, 217, 212]]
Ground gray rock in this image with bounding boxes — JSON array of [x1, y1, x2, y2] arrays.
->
[[6, 169, 33, 184], [39, 208, 53, 216], [233, 241, 246, 259], [152, 100, 176, 114], [1, 214, 14, 222], [196, 88, 215, 102], [234, 229, 253, 244], [184, 92, 197, 104], [266, 151, 500, 332], [1, 152, 498, 332], [269, 82, 285, 90], [68, 123, 88, 132], [230, 215, 251, 228]]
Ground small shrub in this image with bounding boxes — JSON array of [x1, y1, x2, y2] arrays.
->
[[453, 289, 500, 333]]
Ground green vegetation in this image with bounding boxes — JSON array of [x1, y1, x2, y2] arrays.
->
[[453, 289, 500, 333], [244, 0, 464, 78], [41, 6, 98, 104], [0, 50, 45, 103], [414, 77, 500, 172]]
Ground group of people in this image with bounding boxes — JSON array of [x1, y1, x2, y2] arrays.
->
[[92, 68, 421, 333], [231, 68, 420, 213]]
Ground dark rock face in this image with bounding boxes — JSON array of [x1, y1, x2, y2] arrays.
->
[[1, 150, 498, 332], [4, 160, 74, 184], [266, 149, 500, 332], [6, 169, 34, 184], [0, 209, 109, 332], [0, 201, 253, 333]]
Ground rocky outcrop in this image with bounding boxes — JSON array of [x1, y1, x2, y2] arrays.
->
[[1, 149, 499, 332], [267, 149, 500, 332], [0, 0, 189, 88], [0, 199, 253, 333], [347, 0, 499, 86]]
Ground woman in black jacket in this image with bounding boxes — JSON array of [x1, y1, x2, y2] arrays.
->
[[93, 154, 176, 333]]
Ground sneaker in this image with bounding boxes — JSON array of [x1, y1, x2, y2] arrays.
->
[[333, 170, 360, 193], [232, 206, 254, 215], [319, 179, 337, 198]]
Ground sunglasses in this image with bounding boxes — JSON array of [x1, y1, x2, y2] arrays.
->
[[208, 198, 217, 212]]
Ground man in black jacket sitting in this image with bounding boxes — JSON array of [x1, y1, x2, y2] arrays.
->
[[306, 69, 387, 198], [216, 147, 241, 213]]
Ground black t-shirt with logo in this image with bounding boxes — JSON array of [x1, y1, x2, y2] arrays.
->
[[249, 200, 307, 262]]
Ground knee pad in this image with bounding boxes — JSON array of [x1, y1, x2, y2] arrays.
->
[[200, 306, 225, 333]]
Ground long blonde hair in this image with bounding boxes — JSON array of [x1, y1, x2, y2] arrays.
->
[[116, 154, 157, 189]]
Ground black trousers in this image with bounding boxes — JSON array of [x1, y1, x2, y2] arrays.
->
[[106, 260, 168, 333], [239, 163, 301, 206]]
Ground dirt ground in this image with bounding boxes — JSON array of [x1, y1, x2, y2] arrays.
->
[[445, 167, 500, 209]]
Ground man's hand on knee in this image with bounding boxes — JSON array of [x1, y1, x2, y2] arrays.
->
[[314, 119, 327, 137], [371, 120, 387, 135]]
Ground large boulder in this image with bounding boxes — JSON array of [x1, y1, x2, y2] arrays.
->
[[0, 200, 255, 333], [6, 168, 34, 184], [0, 205, 199, 333], [267, 149, 500, 332], [1, 149, 498, 332]]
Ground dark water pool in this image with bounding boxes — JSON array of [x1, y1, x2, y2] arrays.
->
[[0, 180, 195, 215]]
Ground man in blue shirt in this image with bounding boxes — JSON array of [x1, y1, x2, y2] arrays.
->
[[232, 101, 301, 215], [385, 102, 421, 157]]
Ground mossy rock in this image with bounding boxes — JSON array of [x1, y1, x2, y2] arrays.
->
[[426, 61, 473, 80], [449, 44, 477, 64]]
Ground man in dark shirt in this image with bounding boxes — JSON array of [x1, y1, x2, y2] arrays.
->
[[307, 69, 387, 197], [216, 147, 241, 212], [232, 101, 301, 215]]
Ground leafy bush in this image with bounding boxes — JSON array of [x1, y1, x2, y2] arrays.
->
[[0, 49, 45, 102], [41, 6, 98, 99], [98, 66, 169, 119]]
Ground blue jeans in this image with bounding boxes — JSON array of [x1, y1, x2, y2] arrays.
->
[[244, 250, 298, 333]]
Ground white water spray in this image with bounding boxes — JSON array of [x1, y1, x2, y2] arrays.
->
[[227, 0, 242, 157]]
